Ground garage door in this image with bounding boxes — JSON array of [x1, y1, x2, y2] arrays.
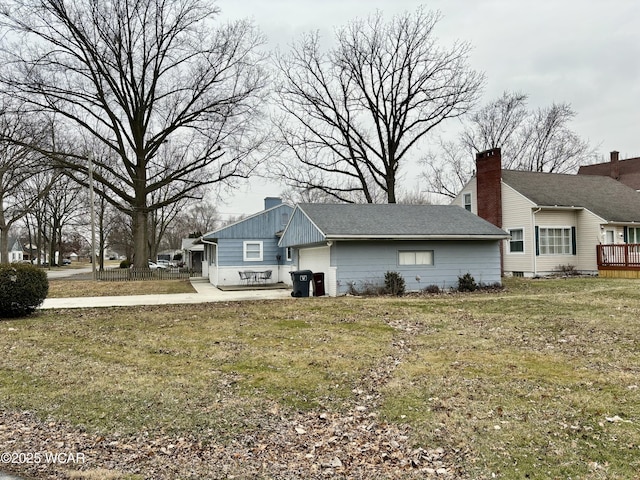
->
[[299, 246, 330, 274]]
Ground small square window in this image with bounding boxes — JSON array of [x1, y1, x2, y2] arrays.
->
[[243, 241, 263, 261]]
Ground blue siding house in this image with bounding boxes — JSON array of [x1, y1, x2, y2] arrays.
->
[[201, 198, 295, 286], [279, 204, 508, 296]]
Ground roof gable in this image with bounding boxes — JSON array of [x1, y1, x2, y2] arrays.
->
[[280, 204, 507, 247], [501, 171, 640, 222], [202, 203, 293, 240]]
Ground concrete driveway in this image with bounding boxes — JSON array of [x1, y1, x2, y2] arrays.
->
[[40, 277, 293, 309]]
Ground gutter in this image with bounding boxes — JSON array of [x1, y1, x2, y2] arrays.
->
[[324, 234, 509, 241], [532, 208, 542, 276], [535, 205, 584, 211]]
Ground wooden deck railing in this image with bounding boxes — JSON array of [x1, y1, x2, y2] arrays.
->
[[597, 244, 640, 270], [96, 268, 200, 281]]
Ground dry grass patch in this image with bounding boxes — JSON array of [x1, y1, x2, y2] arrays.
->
[[380, 277, 640, 479], [47, 279, 196, 297]]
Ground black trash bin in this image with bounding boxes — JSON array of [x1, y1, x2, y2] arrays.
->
[[313, 272, 325, 296], [290, 270, 313, 297]]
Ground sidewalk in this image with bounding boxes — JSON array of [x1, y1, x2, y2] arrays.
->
[[40, 278, 293, 309]]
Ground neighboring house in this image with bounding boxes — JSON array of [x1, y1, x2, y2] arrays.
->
[[22, 243, 41, 263], [8, 237, 24, 263], [578, 151, 640, 191], [201, 198, 294, 286], [453, 148, 640, 277], [157, 249, 182, 263], [278, 203, 508, 296], [181, 238, 204, 272]]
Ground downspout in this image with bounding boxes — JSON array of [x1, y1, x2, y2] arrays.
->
[[532, 208, 542, 276], [200, 238, 218, 285]]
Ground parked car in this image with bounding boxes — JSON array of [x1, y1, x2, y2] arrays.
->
[[129, 261, 168, 269], [148, 261, 167, 270], [156, 259, 176, 268], [62, 258, 71, 265]]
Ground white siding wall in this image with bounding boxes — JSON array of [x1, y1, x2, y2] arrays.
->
[[502, 184, 536, 275], [215, 265, 281, 286], [576, 211, 606, 273], [533, 210, 578, 274], [452, 177, 478, 214], [279, 265, 295, 286]]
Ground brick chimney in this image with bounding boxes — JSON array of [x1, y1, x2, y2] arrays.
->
[[475, 148, 502, 228], [610, 151, 620, 180]]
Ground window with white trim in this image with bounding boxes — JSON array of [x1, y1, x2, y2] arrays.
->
[[539, 227, 573, 255], [243, 241, 263, 261], [463, 193, 472, 212], [285, 247, 293, 261], [398, 250, 434, 265], [508, 228, 524, 253]]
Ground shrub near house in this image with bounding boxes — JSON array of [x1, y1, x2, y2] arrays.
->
[[0, 264, 49, 317]]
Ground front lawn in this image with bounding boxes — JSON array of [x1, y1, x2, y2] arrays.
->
[[47, 279, 196, 297], [0, 277, 638, 479]]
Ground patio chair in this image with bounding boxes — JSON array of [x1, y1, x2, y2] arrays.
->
[[259, 270, 272, 283]]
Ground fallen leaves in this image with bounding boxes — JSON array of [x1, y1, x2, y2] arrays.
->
[[0, 408, 457, 479]]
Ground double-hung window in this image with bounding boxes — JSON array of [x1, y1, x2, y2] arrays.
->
[[243, 241, 263, 261], [463, 193, 472, 212], [509, 228, 524, 253]]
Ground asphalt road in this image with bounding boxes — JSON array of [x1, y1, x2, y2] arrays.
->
[[44, 266, 93, 280]]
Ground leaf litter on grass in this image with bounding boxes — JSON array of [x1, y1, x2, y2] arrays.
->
[[1, 278, 640, 478]]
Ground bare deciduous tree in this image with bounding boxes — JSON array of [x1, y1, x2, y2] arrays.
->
[[460, 91, 530, 163], [423, 91, 598, 198], [0, 101, 55, 263], [160, 197, 221, 250], [0, 0, 270, 267], [43, 175, 86, 266], [273, 7, 483, 203]]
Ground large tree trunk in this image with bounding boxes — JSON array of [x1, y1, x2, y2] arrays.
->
[[0, 185, 7, 264], [132, 209, 149, 268], [0, 227, 8, 265]]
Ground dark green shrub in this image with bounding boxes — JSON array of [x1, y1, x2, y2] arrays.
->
[[0, 264, 49, 317], [119, 259, 132, 269], [423, 284, 441, 294], [457, 272, 477, 292], [384, 271, 406, 296]]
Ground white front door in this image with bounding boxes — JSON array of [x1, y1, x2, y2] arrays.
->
[[605, 230, 615, 244]]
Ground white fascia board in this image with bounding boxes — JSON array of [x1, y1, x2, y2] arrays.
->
[[325, 234, 509, 241]]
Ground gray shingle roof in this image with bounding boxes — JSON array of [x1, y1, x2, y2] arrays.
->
[[297, 204, 507, 238], [502, 171, 640, 222]]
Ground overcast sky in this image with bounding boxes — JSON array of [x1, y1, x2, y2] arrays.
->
[[214, 0, 640, 217]]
